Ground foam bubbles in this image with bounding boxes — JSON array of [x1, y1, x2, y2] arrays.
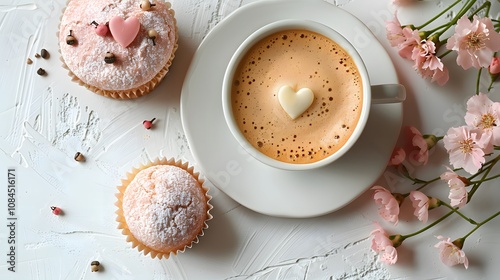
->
[[231, 29, 363, 164]]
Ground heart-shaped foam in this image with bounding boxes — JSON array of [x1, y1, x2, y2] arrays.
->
[[278, 85, 314, 119], [109, 16, 140, 48]]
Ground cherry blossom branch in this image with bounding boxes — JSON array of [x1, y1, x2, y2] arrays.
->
[[414, 0, 465, 30], [439, 1, 492, 48], [468, 172, 500, 184], [439, 201, 478, 225], [434, 0, 477, 39], [401, 210, 454, 239], [414, 176, 441, 191], [467, 154, 500, 181], [462, 211, 500, 240], [476, 68, 483, 95], [468, 155, 499, 201], [467, 1, 491, 19]]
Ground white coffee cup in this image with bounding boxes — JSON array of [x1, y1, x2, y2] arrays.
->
[[222, 19, 405, 171]]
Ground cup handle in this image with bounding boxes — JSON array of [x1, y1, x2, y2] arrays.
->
[[371, 84, 406, 104]]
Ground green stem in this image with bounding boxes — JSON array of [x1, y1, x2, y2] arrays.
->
[[402, 210, 454, 239], [438, 49, 452, 59], [489, 78, 497, 92], [476, 68, 483, 95], [440, 201, 477, 224], [469, 173, 500, 184], [467, 169, 491, 203], [415, 0, 465, 30], [468, 1, 491, 19], [425, 22, 453, 36], [415, 176, 441, 191], [468, 154, 500, 181], [468, 156, 498, 201], [463, 211, 500, 240], [434, 0, 478, 39]]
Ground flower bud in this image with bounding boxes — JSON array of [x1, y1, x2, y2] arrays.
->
[[489, 57, 500, 75], [452, 237, 465, 249], [423, 134, 441, 150], [428, 197, 441, 210], [389, 234, 405, 247]]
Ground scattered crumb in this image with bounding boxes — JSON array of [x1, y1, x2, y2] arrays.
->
[[27, 58, 33, 64]]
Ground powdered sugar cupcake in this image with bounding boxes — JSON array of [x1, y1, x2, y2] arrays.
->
[[115, 158, 212, 259], [58, 0, 178, 98]]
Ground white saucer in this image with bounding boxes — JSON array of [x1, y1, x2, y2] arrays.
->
[[180, 0, 402, 218]]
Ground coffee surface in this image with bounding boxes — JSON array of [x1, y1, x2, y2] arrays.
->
[[231, 29, 363, 164]]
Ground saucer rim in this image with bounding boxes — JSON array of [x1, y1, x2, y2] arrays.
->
[[180, 0, 402, 217]]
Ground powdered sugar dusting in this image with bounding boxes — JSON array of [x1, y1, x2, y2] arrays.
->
[[122, 165, 207, 253], [59, 0, 176, 90]]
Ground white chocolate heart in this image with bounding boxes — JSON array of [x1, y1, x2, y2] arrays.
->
[[277, 85, 314, 120]]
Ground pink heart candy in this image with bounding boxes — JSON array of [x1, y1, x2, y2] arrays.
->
[[109, 16, 140, 48]]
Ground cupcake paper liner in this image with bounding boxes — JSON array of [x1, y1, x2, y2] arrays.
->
[[115, 157, 213, 259]]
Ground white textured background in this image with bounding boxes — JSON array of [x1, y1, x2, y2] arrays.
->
[[1, 0, 499, 279]]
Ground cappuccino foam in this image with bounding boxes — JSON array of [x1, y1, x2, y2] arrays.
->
[[231, 29, 363, 164]]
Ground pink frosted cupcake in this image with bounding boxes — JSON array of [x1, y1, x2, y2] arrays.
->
[[58, 0, 178, 99], [115, 158, 212, 259]]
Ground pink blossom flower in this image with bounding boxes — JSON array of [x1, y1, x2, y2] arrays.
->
[[388, 147, 406, 166], [435, 236, 469, 269], [446, 15, 500, 70], [443, 126, 488, 174], [410, 39, 449, 85], [440, 166, 460, 181], [372, 186, 401, 225], [412, 39, 443, 71], [400, 126, 429, 166], [447, 177, 468, 208], [416, 64, 450, 86], [370, 223, 400, 265], [370, 223, 392, 253], [440, 166, 469, 208], [386, 12, 406, 47], [409, 191, 430, 222], [380, 246, 398, 264], [490, 57, 500, 75], [430, 65, 450, 86], [410, 126, 429, 164], [464, 92, 500, 150], [398, 28, 421, 59]]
